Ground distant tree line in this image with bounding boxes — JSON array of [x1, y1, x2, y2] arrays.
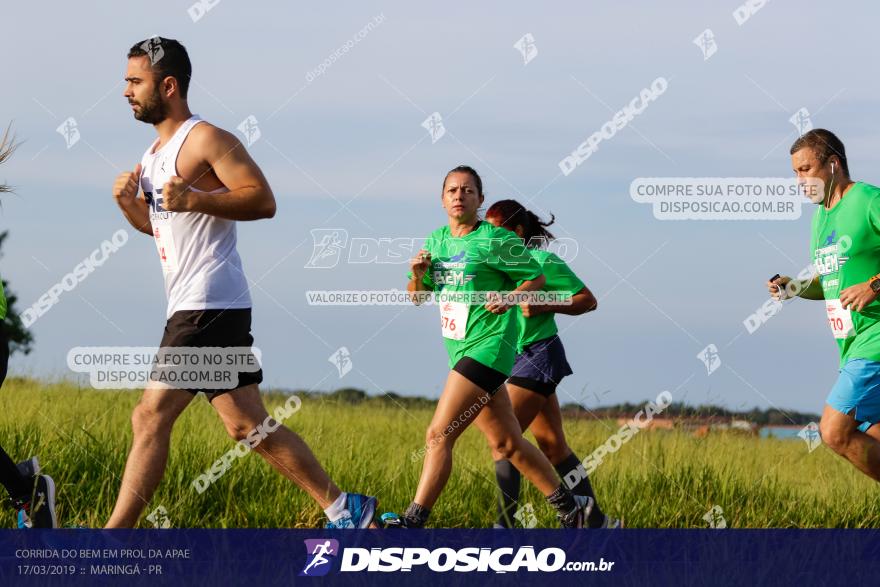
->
[[559, 401, 819, 426], [261, 387, 820, 426]]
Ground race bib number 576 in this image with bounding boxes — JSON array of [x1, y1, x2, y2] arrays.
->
[[440, 301, 468, 340]]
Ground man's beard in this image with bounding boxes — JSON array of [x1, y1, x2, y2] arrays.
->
[[132, 86, 168, 124]]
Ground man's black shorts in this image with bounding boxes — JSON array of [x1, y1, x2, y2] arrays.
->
[[157, 308, 262, 400]]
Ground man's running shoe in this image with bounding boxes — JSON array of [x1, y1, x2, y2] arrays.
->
[[324, 493, 377, 529], [600, 515, 623, 529], [557, 495, 594, 529], [15, 474, 57, 529]]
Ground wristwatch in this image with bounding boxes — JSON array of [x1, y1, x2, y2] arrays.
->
[[870, 275, 880, 294]]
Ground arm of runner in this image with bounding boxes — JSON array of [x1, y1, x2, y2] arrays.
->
[[521, 285, 597, 317], [840, 281, 879, 312], [484, 231, 546, 314], [768, 274, 823, 300], [113, 163, 152, 236], [407, 249, 433, 305], [163, 126, 276, 220]]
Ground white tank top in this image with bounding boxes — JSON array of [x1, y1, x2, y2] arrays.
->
[[139, 115, 252, 317]]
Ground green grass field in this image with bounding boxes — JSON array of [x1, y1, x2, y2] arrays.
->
[[1, 378, 878, 529]]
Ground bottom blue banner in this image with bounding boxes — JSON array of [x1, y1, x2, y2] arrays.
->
[[0, 529, 877, 585]]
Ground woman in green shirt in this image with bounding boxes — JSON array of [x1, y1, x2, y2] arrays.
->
[[486, 199, 618, 529], [382, 166, 594, 528]]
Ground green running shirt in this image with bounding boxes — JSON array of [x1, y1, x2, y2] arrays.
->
[[516, 249, 585, 353], [412, 221, 542, 374]]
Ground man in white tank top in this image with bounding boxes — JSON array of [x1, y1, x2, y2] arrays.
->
[[108, 37, 376, 529]]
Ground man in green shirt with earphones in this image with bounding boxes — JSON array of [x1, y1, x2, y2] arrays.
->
[[769, 129, 880, 485]]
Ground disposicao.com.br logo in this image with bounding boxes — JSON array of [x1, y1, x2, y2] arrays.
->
[[299, 539, 615, 575], [300, 539, 340, 576]]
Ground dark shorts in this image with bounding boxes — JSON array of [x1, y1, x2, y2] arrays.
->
[[452, 356, 508, 396], [158, 308, 262, 400], [508, 335, 573, 397]]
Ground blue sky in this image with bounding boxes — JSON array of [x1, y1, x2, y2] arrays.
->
[[2, 0, 877, 415]]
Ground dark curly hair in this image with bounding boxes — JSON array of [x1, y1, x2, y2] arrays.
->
[[486, 199, 555, 248]]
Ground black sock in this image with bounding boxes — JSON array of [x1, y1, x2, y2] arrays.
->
[[546, 484, 577, 516], [0, 445, 30, 500], [554, 453, 604, 528], [403, 502, 431, 528], [494, 459, 521, 528]]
